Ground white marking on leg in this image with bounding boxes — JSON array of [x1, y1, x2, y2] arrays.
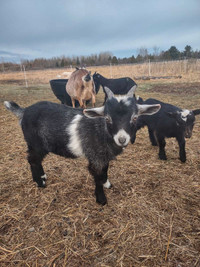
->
[[114, 129, 130, 147], [42, 180, 46, 186], [103, 179, 111, 189], [67, 114, 84, 157], [41, 174, 47, 180]]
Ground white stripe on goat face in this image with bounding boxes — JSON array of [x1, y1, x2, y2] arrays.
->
[[113, 129, 131, 147], [67, 114, 85, 157], [180, 109, 191, 122], [115, 95, 132, 107]]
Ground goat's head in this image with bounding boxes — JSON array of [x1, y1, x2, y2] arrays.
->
[[93, 72, 102, 93], [83, 86, 161, 147], [84, 72, 92, 82], [166, 109, 200, 138]]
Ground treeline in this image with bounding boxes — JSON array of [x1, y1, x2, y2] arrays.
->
[[1, 45, 200, 72]]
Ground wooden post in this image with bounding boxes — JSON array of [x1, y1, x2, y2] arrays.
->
[[23, 65, 28, 88], [110, 63, 112, 78], [1, 57, 5, 72], [184, 58, 187, 73], [148, 59, 151, 76]]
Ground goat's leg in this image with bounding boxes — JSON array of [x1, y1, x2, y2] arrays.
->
[[71, 98, 75, 108], [157, 134, 167, 160], [88, 163, 110, 205], [82, 100, 86, 109], [148, 127, 157, 146], [78, 99, 84, 108], [91, 94, 96, 107], [27, 149, 46, 187], [176, 136, 186, 162], [131, 129, 137, 144]]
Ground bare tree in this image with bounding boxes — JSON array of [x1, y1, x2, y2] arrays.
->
[[153, 46, 160, 57], [137, 47, 148, 58]]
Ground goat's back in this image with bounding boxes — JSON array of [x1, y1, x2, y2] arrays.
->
[[66, 69, 93, 98], [137, 98, 181, 134]]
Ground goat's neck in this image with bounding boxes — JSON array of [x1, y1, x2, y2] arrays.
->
[[98, 75, 108, 85]]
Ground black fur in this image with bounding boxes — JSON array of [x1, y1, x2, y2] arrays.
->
[[4, 91, 137, 205], [5, 90, 160, 205], [133, 98, 200, 162], [93, 72, 137, 101]]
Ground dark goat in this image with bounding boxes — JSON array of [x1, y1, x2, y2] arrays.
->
[[133, 98, 200, 162], [93, 72, 137, 102], [4, 87, 160, 205]]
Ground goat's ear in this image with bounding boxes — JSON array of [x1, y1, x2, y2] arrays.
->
[[137, 104, 161, 116], [193, 109, 200, 116], [127, 85, 137, 98], [104, 87, 114, 99], [83, 106, 105, 118], [136, 96, 143, 104]]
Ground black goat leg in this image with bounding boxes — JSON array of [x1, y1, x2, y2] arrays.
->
[[88, 163, 109, 205], [157, 135, 167, 160], [177, 136, 186, 162], [27, 149, 46, 187]]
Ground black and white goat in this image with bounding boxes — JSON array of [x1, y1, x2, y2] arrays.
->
[[93, 72, 137, 103], [4, 87, 160, 205], [132, 98, 200, 162]]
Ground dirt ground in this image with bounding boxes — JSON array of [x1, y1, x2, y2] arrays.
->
[[0, 72, 200, 266]]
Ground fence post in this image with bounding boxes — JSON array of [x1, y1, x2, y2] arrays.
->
[[148, 59, 151, 76], [1, 57, 5, 72], [23, 65, 28, 88], [110, 63, 112, 78], [184, 58, 187, 73]]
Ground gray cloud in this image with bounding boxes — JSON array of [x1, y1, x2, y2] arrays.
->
[[0, 0, 199, 62]]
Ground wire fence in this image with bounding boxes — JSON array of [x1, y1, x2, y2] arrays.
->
[[0, 59, 199, 87]]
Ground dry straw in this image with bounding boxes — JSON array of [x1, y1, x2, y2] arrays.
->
[[0, 67, 200, 266]]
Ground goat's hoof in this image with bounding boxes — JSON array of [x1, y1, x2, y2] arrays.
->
[[37, 180, 46, 188], [108, 184, 113, 189], [152, 143, 158, 146], [96, 194, 107, 206], [159, 154, 167, 160], [180, 157, 186, 163]]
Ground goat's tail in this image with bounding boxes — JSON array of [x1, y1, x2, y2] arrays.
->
[[4, 101, 24, 120]]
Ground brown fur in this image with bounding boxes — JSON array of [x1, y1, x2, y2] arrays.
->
[[66, 68, 96, 108]]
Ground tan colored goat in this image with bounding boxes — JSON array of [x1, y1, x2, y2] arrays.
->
[[66, 68, 96, 108]]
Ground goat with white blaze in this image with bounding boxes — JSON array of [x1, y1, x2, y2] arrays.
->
[[133, 98, 200, 162], [4, 86, 160, 205]]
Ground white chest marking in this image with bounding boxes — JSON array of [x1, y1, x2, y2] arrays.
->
[[67, 114, 84, 157]]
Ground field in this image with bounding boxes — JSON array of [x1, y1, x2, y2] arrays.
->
[[0, 65, 200, 267]]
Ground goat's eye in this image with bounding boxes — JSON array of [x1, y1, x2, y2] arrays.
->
[[105, 116, 112, 124], [131, 115, 138, 124]]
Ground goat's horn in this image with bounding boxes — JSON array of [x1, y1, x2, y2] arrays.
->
[[104, 87, 114, 99]]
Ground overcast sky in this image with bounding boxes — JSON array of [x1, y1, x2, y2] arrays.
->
[[0, 0, 199, 62]]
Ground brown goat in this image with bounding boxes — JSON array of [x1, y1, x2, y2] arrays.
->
[[66, 68, 96, 108]]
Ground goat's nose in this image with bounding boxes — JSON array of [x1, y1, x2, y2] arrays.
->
[[119, 136, 126, 145]]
